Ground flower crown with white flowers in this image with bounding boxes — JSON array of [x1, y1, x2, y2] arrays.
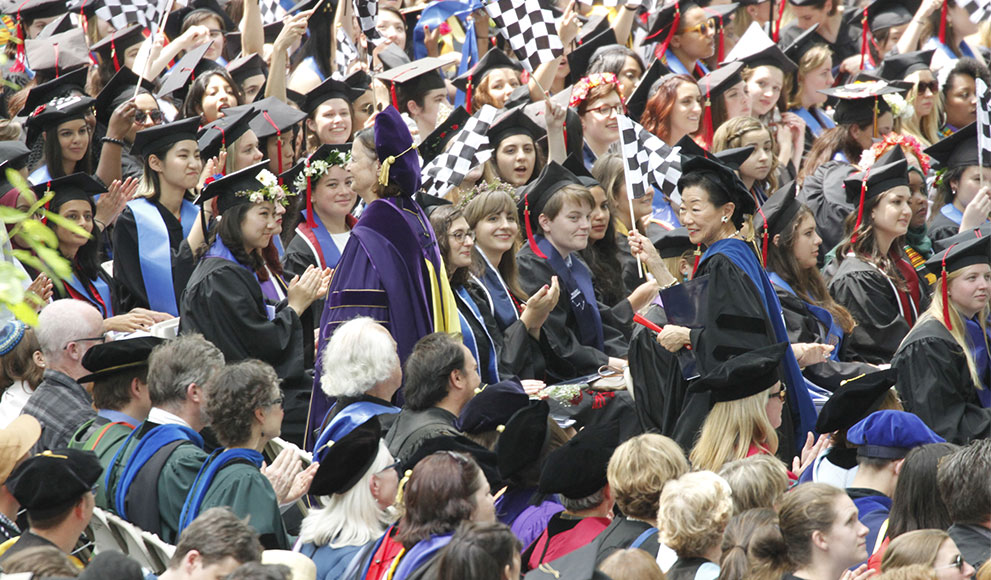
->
[[293, 149, 352, 194], [238, 169, 295, 206]]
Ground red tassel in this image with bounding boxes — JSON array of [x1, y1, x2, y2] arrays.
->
[[262, 111, 283, 176], [523, 193, 547, 259], [11, 3, 26, 73], [942, 243, 958, 330], [860, 7, 868, 70], [691, 244, 702, 277], [53, 42, 60, 77], [466, 76, 473, 114], [650, 0, 681, 62], [305, 157, 317, 229], [850, 168, 870, 245], [703, 77, 713, 149], [390, 82, 399, 110], [773, 0, 786, 43], [111, 38, 120, 72], [938, 0, 948, 45]]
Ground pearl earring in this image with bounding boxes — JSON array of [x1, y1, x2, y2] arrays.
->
[[721, 216, 729, 223]]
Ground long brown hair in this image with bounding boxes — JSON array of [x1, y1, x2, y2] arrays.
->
[[641, 74, 697, 143], [835, 192, 909, 293], [766, 206, 856, 332], [396, 452, 484, 548], [429, 205, 471, 288], [462, 187, 528, 300], [798, 124, 868, 183]]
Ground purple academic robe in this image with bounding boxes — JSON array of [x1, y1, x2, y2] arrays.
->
[[496, 487, 564, 549], [307, 196, 444, 450]]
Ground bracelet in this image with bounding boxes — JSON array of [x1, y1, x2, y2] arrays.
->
[[101, 136, 125, 147], [94, 219, 107, 230]]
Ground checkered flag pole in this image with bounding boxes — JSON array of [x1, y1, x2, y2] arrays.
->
[[958, 0, 991, 23], [484, 0, 563, 72], [355, 0, 380, 47], [617, 114, 682, 198], [334, 28, 359, 79], [421, 105, 499, 198], [977, 79, 991, 183]]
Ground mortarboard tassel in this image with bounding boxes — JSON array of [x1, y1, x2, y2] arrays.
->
[[390, 81, 399, 110], [261, 111, 284, 176], [11, 3, 26, 73], [757, 206, 769, 266], [111, 38, 120, 72], [79, 0, 88, 35], [860, 7, 869, 70], [941, 243, 958, 330], [466, 75, 473, 114], [716, 14, 725, 63], [850, 167, 870, 244], [651, 0, 681, 62], [938, 0, 948, 45], [305, 157, 317, 229], [773, 0, 787, 43], [703, 77, 713, 149], [523, 191, 548, 259], [53, 42, 59, 78], [691, 244, 702, 277]]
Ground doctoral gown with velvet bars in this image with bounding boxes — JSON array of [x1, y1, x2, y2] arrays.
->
[[891, 317, 991, 443]]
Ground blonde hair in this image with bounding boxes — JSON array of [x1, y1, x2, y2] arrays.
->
[[878, 565, 939, 580], [785, 45, 833, 111], [607, 433, 690, 521], [599, 549, 666, 580], [718, 455, 790, 514], [712, 116, 779, 192], [918, 270, 989, 392], [880, 529, 950, 571], [898, 70, 943, 147], [658, 471, 734, 558], [690, 388, 780, 472]]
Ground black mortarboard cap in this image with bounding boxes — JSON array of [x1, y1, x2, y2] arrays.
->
[[5, 0, 66, 22], [131, 117, 201, 158], [378, 43, 412, 70], [376, 57, 447, 107], [562, 153, 599, 188], [488, 105, 544, 147], [30, 172, 105, 205], [78, 551, 144, 580], [0, 140, 31, 170], [227, 96, 307, 140], [677, 153, 757, 216], [924, 232, 991, 276], [688, 342, 788, 401], [345, 69, 373, 92], [646, 1, 701, 42], [517, 161, 585, 232], [578, 12, 611, 43], [924, 122, 981, 169], [303, 76, 365, 114], [626, 58, 670, 123], [22, 66, 88, 117], [65, 0, 103, 18], [91, 24, 146, 69], [227, 53, 268, 86], [700, 60, 746, 101], [79, 336, 165, 384], [758, 180, 802, 238], [452, 49, 523, 92], [495, 400, 549, 479], [309, 416, 382, 496], [714, 145, 756, 169], [782, 24, 822, 63], [723, 22, 797, 74], [419, 106, 471, 164], [24, 95, 94, 148], [843, 156, 909, 206], [568, 29, 619, 81], [538, 420, 619, 499], [502, 84, 533, 110], [224, 21, 284, 58], [95, 67, 156, 127], [878, 50, 935, 82], [703, 3, 740, 23], [197, 108, 257, 161], [403, 434, 504, 489], [652, 227, 693, 258], [819, 80, 904, 125], [7, 448, 102, 517], [197, 160, 274, 214], [865, 0, 919, 33], [847, 410, 945, 459], [456, 380, 530, 434], [816, 369, 898, 433], [156, 42, 225, 99], [36, 12, 73, 36], [25, 28, 90, 80]]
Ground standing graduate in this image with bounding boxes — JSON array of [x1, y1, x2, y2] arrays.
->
[[309, 106, 460, 447], [180, 161, 330, 444], [112, 118, 206, 316], [891, 232, 991, 443]]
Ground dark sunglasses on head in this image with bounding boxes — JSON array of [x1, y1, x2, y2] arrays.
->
[[135, 110, 164, 123]]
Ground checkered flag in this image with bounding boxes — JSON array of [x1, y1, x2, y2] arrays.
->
[[334, 28, 359, 78], [259, 0, 295, 24], [484, 0, 562, 72], [958, 0, 991, 23], [977, 79, 991, 167], [355, 0, 379, 45], [96, 0, 161, 30], [617, 114, 681, 198], [421, 105, 498, 198]]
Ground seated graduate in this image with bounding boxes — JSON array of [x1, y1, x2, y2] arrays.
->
[[92, 67, 162, 182], [925, 123, 991, 245], [179, 360, 311, 549], [346, 450, 496, 580], [891, 233, 991, 443], [429, 204, 554, 384], [180, 161, 330, 444], [493, 401, 568, 549], [515, 162, 629, 381], [384, 332, 479, 464], [653, 154, 820, 453], [779, 483, 872, 580], [803, 369, 903, 488], [760, 185, 877, 389], [68, 336, 162, 507], [33, 174, 172, 333], [227, 54, 268, 105], [312, 317, 402, 450], [658, 471, 733, 580], [224, 96, 306, 179], [198, 108, 265, 176], [112, 117, 207, 316], [310, 106, 460, 439], [843, 410, 945, 558], [298, 416, 399, 580], [452, 49, 524, 111], [647, 1, 717, 79], [456, 380, 531, 451], [482, 107, 545, 187], [301, 78, 362, 150], [522, 421, 619, 572], [826, 151, 928, 364]]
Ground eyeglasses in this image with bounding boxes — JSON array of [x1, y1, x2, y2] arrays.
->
[[264, 388, 285, 408], [915, 80, 939, 95], [380, 459, 402, 477], [64, 334, 107, 350], [682, 18, 717, 36], [586, 104, 625, 118], [768, 386, 787, 402], [135, 109, 164, 124], [935, 554, 965, 571], [449, 230, 475, 243]]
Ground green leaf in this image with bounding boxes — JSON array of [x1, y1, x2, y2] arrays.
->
[[0, 262, 26, 304], [35, 246, 72, 280], [0, 205, 24, 224], [7, 302, 38, 326], [18, 219, 58, 248], [42, 211, 92, 239]]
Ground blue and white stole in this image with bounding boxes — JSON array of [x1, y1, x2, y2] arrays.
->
[[129, 197, 197, 316]]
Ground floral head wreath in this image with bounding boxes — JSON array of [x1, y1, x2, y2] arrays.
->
[[456, 180, 518, 210], [569, 72, 625, 109], [239, 169, 295, 207], [858, 133, 931, 175], [293, 148, 352, 195]]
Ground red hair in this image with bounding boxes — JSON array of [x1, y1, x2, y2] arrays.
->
[[640, 74, 696, 143]]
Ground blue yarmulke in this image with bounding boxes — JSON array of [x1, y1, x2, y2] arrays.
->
[[0, 321, 27, 356]]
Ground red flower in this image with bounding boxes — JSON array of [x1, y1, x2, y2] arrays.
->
[[438, 22, 451, 35]]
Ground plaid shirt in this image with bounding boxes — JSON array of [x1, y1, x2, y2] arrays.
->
[[22, 369, 96, 454]]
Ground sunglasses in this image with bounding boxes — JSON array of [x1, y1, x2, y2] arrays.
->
[[915, 80, 939, 95], [935, 554, 965, 571], [768, 386, 787, 402], [135, 110, 164, 123], [682, 18, 717, 36]]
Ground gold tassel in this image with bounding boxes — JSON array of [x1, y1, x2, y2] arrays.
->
[[395, 469, 413, 505], [377, 143, 419, 187]]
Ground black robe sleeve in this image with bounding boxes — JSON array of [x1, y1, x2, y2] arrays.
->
[[891, 319, 991, 444], [465, 281, 546, 381], [112, 205, 195, 314], [281, 235, 322, 369], [797, 161, 856, 258], [827, 260, 910, 364], [927, 212, 961, 245]]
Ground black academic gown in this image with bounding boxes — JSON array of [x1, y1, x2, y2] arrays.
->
[[463, 278, 546, 380], [778, 21, 862, 71], [516, 244, 628, 382], [891, 317, 991, 443], [927, 211, 960, 245], [112, 200, 196, 314], [797, 161, 856, 259]]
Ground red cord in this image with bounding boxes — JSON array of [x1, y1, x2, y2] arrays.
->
[[850, 168, 870, 244], [938, 1, 948, 45], [942, 243, 958, 330], [523, 194, 547, 259]]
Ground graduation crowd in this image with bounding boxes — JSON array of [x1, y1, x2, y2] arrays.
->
[[0, 0, 991, 577]]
